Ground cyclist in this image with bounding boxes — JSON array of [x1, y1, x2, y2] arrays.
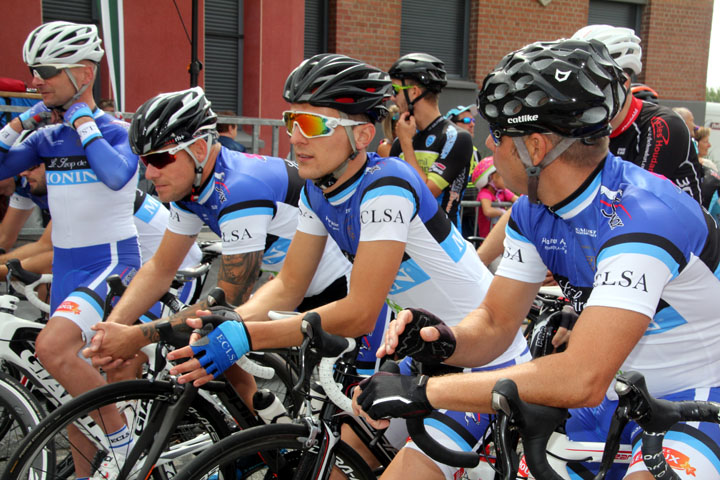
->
[[354, 39, 720, 480], [84, 87, 352, 384], [148, 53, 529, 480], [388, 53, 474, 230], [0, 21, 141, 478], [573, 24, 703, 203]]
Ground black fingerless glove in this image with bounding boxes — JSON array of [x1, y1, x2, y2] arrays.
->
[[395, 308, 456, 364], [357, 372, 432, 419]]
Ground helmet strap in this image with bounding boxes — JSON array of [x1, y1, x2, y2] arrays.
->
[[185, 133, 216, 201], [512, 136, 576, 204], [402, 79, 430, 117], [312, 111, 358, 191], [60, 64, 96, 111]]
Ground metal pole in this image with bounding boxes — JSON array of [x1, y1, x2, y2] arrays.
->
[[189, 0, 202, 87]]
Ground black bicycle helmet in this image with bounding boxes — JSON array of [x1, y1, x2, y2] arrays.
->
[[477, 39, 626, 140], [130, 87, 218, 200], [388, 53, 447, 93], [283, 53, 392, 122], [129, 86, 217, 155]]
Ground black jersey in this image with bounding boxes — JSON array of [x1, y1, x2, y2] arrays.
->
[[389, 116, 473, 223], [610, 96, 703, 203]]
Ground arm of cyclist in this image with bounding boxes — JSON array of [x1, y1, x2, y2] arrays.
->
[[476, 208, 510, 266], [63, 102, 138, 190], [0, 105, 55, 177], [168, 235, 406, 387], [0, 206, 34, 253]]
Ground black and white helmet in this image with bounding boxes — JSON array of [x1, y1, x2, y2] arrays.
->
[[23, 21, 104, 65], [388, 53, 447, 93], [129, 87, 217, 155], [478, 39, 626, 140], [283, 53, 392, 122], [572, 24, 642, 76]]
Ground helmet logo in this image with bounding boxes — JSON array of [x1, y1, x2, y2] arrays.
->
[[555, 69, 571, 82], [507, 114, 538, 124]]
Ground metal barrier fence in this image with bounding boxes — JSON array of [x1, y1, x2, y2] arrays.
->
[[0, 104, 285, 157]]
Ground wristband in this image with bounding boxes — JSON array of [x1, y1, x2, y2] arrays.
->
[[64, 102, 94, 126], [0, 125, 21, 151], [76, 121, 102, 147]]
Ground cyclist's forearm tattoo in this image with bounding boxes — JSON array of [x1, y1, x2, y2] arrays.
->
[[138, 300, 210, 343], [218, 250, 263, 305]]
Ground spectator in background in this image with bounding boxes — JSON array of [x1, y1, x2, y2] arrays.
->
[[215, 110, 246, 152], [98, 98, 123, 119], [694, 126, 716, 171], [376, 104, 399, 157], [471, 156, 517, 238]]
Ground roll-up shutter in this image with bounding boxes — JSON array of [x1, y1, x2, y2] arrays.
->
[[588, 0, 645, 32], [205, 0, 243, 113], [400, 0, 469, 78], [305, 0, 328, 58]]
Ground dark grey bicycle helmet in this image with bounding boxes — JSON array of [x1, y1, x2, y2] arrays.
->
[[130, 87, 218, 199], [388, 53, 447, 93], [283, 53, 392, 122], [478, 39, 626, 140]]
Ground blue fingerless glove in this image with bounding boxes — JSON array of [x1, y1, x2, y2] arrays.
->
[[190, 320, 251, 378], [63, 102, 94, 127], [18, 102, 51, 131]]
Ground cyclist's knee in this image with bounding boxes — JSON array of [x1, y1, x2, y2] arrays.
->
[[381, 448, 445, 479], [35, 317, 84, 369]]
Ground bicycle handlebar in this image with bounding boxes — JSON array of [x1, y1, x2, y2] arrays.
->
[[406, 377, 569, 476], [6, 259, 52, 314], [614, 371, 720, 480]]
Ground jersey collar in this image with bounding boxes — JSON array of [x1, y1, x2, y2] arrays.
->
[[547, 156, 607, 219], [610, 96, 643, 138], [322, 157, 368, 206]]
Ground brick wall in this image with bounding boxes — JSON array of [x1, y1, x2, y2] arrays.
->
[[640, 0, 713, 101], [470, 0, 589, 85], [329, 0, 402, 70]]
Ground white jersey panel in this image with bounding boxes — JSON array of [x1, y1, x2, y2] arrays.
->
[[9, 193, 35, 210]]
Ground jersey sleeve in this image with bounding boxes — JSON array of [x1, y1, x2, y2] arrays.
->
[[476, 188, 495, 202], [84, 118, 139, 191], [296, 188, 328, 237], [167, 202, 204, 237], [641, 109, 702, 202], [585, 243, 671, 318], [494, 213, 548, 283], [427, 127, 473, 191], [8, 192, 35, 210], [358, 178, 416, 243]]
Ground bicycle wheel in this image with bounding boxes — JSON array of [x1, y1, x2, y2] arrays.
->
[[0, 371, 47, 472], [173, 423, 375, 480], [3, 379, 235, 480]]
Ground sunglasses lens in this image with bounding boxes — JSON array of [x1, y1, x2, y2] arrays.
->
[[30, 65, 61, 80], [462, 118, 475, 124], [141, 151, 177, 169], [283, 112, 331, 138]]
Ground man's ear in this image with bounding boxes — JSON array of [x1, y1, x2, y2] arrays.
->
[[525, 133, 551, 166], [190, 137, 209, 158], [354, 123, 376, 151]]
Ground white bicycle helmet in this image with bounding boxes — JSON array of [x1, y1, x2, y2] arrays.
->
[[23, 21, 104, 65], [572, 24, 642, 76]]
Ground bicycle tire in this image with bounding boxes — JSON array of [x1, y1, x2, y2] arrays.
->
[[0, 371, 48, 473], [3, 379, 235, 480], [173, 422, 376, 480]]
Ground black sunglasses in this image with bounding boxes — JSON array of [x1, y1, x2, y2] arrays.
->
[[29, 63, 84, 80]]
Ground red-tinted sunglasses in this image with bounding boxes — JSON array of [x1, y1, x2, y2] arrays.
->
[[140, 151, 178, 169]]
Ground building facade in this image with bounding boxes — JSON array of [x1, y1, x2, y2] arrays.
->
[[1, 0, 712, 157]]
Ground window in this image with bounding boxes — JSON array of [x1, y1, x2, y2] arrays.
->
[[588, 0, 645, 33], [305, 0, 328, 58], [205, 0, 243, 113], [400, 0, 470, 79]]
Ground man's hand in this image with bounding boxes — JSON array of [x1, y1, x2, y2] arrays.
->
[[63, 102, 94, 128], [395, 112, 416, 145], [167, 317, 251, 387], [377, 308, 456, 364], [82, 322, 142, 370], [18, 102, 51, 131], [353, 372, 432, 423]]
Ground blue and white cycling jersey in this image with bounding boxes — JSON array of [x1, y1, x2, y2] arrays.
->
[[10, 176, 49, 213], [498, 152, 720, 399], [167, 148, 350, 297], [298, 152, 527, 367], [0, 109, 138, 249]]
